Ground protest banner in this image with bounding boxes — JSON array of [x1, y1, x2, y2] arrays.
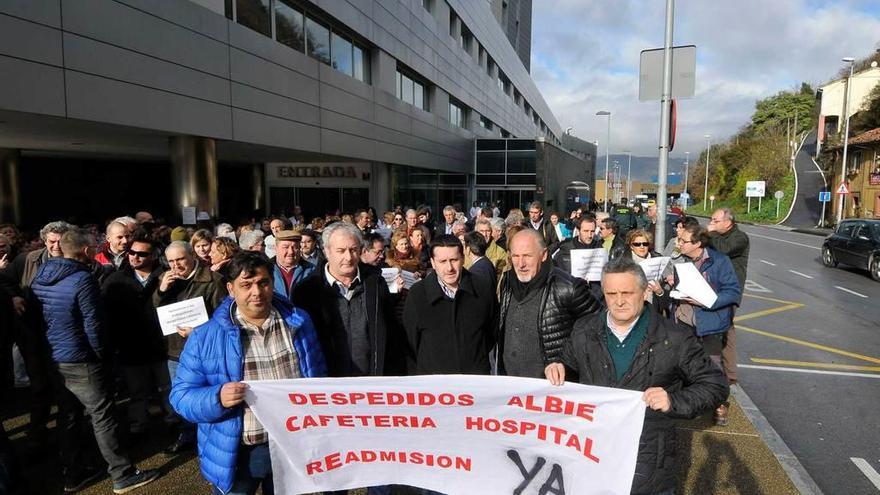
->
[[155, 297, 209, 336], [244, 375, 645, 495], [638, 256, 671, 281], [569, 249, 608, 282]]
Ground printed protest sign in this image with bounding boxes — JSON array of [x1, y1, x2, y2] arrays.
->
[[570, 249, 608, 282], [244, 375, 645, 495], [155, 297, 209, 336]]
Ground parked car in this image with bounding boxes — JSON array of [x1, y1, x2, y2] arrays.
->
[[822, 219, 880, 281]]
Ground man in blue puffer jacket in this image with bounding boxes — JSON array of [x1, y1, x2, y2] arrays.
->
[[31, 228, 160, 494], [171, 251, 326, 495]]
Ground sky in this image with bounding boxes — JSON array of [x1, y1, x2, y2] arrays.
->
[[531, 0, 880, 159]]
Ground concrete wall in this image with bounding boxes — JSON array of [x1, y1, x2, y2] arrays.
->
[[819, 67, 880, 133], [0, 0, 557, 174]]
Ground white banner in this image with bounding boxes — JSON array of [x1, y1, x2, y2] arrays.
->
[[570, 249, 608, 282], [244, 375, 646, 495]]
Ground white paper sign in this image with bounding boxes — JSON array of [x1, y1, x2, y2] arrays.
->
[[181, 206, 197, 226], [639, 256, 671, 281], [400, 270, 418, 290], [244, 375, 646, 495], [381, 268, 400, 293], [672, 262, 718, 308], [155, 297, 210, 336], [570, 249, 608, 282]]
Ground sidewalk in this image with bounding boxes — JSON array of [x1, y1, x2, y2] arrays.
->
[[2, 385, 810, 494]]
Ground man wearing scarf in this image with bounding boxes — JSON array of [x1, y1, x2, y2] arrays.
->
[[496, 229, 601, 378]]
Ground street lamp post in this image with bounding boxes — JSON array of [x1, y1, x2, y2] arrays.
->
[[613, 160, 621, 203], [837, 57, 855, 224], [683, 151, 689, 211], [596, 110, 612, 212], [703, 135, 711, 211], [622, 150, 632, 202]]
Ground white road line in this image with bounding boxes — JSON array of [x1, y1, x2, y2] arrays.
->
[[750, 233, 821, 250], [850, 457, 880, 491], [835, 286, 869, 298], [760, 260, 776, 266], [739, 364, 880, 379], [788, 270, 814, 279]]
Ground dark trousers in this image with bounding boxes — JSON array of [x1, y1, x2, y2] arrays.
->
[[120, 361, 172, 433], [15, 321, 52, 437], [212, 443, 273, 495], [51, 362, 134, 481]]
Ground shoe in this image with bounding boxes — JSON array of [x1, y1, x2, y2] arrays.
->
[[714, 404, 729, 426], [112, 469, 160, 494], [728, 378, 738, 386], [64, 466, 103, 493], [163, 436, 195, 456]]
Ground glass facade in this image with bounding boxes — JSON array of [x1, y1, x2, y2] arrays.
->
[[475, 139, 538, 215], [392, 166, 468, 216], [232, 0, 368, 83]]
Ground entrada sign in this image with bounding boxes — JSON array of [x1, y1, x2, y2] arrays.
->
[[278, 166, 359, 179]]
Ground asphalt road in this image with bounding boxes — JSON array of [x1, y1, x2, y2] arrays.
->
[[731, 222, 880, 494]]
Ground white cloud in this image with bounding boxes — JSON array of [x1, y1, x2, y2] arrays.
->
[[532, 0, 880, 157]]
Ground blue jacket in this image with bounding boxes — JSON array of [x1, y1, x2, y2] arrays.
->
[[271, 258, 315, 301], [169, 294, 326, 494], [30, 258, 105, 363], [691, 248, 741, 337]]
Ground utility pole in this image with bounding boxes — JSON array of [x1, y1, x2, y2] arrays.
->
[[683, 151, 689, 211], [837, 57, 855, 224], [655, 0, 674, 249]]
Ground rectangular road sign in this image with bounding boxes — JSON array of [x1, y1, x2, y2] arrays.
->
[[639, 45, 697, 101], [819, 191, 831, 202], [746, 181, 766, 197]]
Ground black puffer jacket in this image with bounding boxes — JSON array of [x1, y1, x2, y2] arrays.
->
[[558, 308, 729, 495], [496, 266, 600, 374]]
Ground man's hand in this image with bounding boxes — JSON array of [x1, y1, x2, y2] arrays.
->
[[647, 280, 663, 296], [177, 326, 193, 338], [643, 387, 671, 412], [11, 296, 26, 316], [0, 254, 7, 270], [220, 382, 248, 408], [159, 271, 180, 292], [545, 363, 566, 386]]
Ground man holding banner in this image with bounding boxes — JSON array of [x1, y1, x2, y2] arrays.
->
[[170, 252, 327, 495], [546, 257, 728, 495]]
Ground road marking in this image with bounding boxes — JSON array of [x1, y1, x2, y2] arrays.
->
[[750, 358, 880, 373], [742, 293, 802, 305], [676, 426, 759, 438], [737, 324, 880, 365], [739, 364, 880, 379], [835, 285, 868, 298], [749, 233, 821, 250], [734, 303, 804, 322], [743, 280, 772, 293], [760, 260, 776, 266], [850, 458, 880, 490], [788, 270, 813, 279]]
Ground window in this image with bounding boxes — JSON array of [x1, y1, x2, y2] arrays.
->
[[274, 0, 304, 51], [396, 69, 426, 110], [479, 116, 494, 131], [498, 72, 510, 94], [236, 0, 271, 37], [306, 17, 330, 64], [421, 0, 433, 13], [460, 26, 472, 52], [353, 45, 367, 82], [449, 100, 466, 128], [500, 128, 510, 138], [449, 12, 457, 38], [486, 56, 495, 77], [331, 33, 353, 76]]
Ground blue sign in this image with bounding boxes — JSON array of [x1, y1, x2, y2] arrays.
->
[[819, 191, 831, 203]]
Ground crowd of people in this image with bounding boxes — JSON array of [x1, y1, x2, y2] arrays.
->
[[0, 198, 750, 495]]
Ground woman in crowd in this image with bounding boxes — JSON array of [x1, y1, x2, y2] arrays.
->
[[209, 237, 240, 281], [391, 212, 405, 230], [549, 211, 570, 242], [190, 229, 214, 266], [386, 229, 421, 274], [624, 229, 660, 262]]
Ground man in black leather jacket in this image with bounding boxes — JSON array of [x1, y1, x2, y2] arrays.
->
[[546, 258, 728, 495], [496, 229, 601, 377]]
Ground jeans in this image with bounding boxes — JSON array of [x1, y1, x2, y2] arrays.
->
[[212, 443, 273, 495], [52, 362, 134, 481], [121, 361, 172, 432]]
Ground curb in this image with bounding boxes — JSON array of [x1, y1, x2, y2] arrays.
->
[[731, 384, 824, 495]]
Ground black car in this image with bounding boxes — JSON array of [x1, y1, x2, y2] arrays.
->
[[822, 219, 880, 281]]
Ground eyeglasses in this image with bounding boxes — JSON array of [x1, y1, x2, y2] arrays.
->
[[676, 238, 696, 245], [631, 242, 650, 247], [128, 250, 152, 258]]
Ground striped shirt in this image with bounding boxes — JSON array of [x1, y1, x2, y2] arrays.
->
[[237, 307, 301, 445]]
